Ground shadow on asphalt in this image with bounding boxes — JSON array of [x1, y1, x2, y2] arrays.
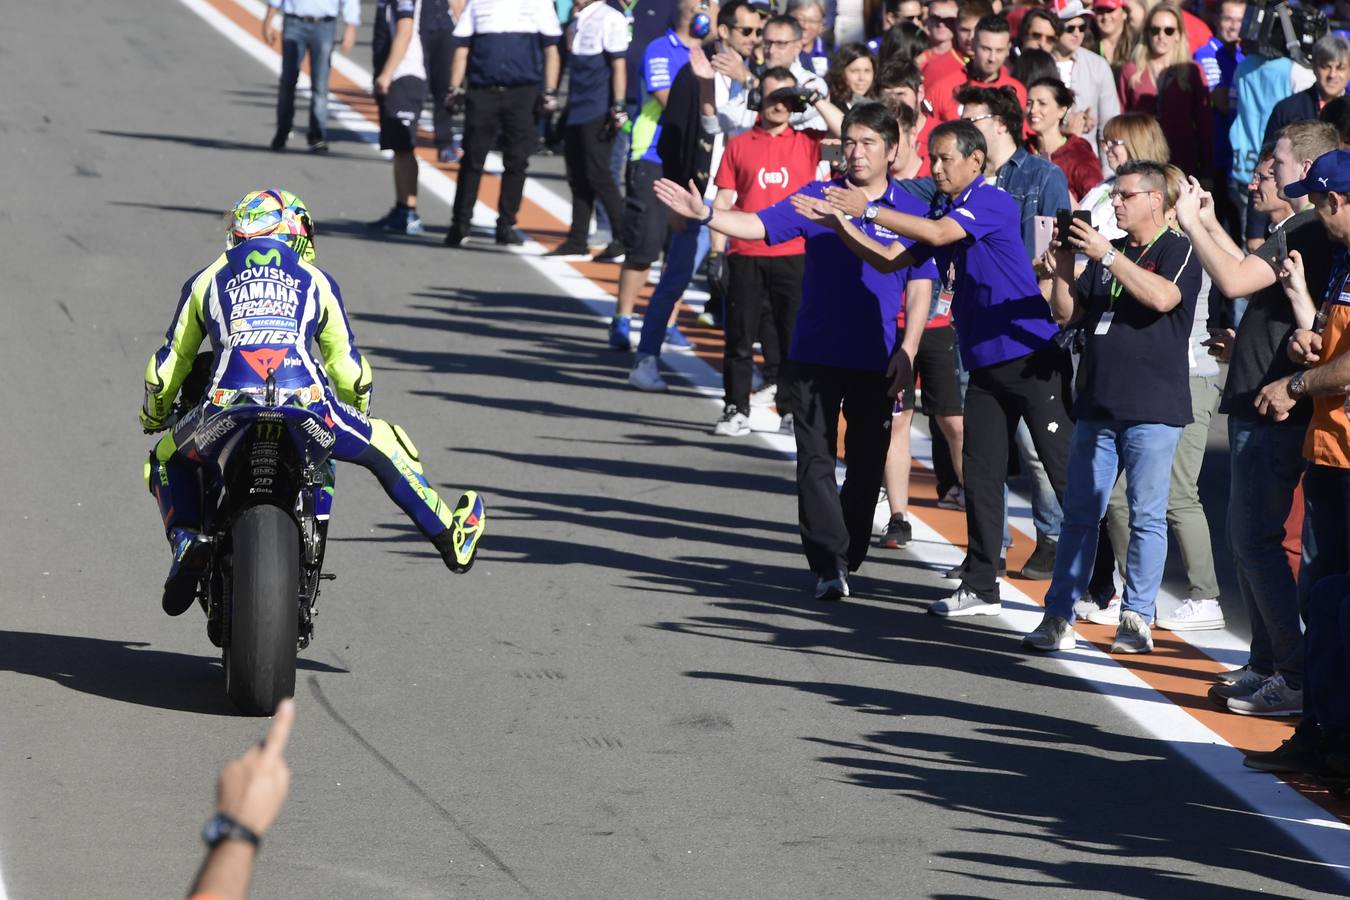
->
[[92, 128, 379, 162], [0, 630, 345, 716], [648, 583, 1341, 897]]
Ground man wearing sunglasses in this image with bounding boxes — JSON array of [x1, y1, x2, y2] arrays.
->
[[1025, 160, 1203, 654], [1050, 0, 1119, 168], [916, 0, 964, 89], [702, 14, 830, 139], [866, 0, 924, 55]]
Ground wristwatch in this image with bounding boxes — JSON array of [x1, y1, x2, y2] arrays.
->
[[863, 204, 879, 224], [202, 813, 261, 851], [1289, 370, 1307, 398], [1101, 248, 1117, 268]]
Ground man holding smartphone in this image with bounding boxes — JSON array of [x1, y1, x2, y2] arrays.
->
[[1025, 160, 1203, 655]]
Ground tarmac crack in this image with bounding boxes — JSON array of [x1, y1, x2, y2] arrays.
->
[[307, 676, 535, 896]]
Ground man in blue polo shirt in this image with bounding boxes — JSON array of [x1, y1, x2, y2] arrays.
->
[[816, 119, 1074, 617], [653, 102, 937, 601]]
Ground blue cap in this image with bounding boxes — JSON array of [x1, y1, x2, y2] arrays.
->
[[1284, 149, 1350, 198]]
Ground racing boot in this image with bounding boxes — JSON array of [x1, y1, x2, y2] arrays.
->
[[433, 491, 485, 574], [163, 526, 211, 616]]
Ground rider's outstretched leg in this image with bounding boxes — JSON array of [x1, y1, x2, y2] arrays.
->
[[330, 410, 485, 572]]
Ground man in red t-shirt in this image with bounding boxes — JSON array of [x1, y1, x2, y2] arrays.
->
[[927, 14, 1027, 122], [918, 0, 965, 91], [709, 67, 841, 436]]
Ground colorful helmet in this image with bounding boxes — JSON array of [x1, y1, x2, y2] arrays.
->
[[225, 188, 316, 262]]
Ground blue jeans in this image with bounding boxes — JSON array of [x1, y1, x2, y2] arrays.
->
[[1045, 420, 1182, 622], [278, 19, 335, 144], [1228, 418, 1305, 685], [635, 217, 710, 357], [1306, 575, 1350, 734]]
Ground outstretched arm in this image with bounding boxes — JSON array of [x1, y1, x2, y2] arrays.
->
[[652, 178, 768, 242], [789, 193, 917, 273]]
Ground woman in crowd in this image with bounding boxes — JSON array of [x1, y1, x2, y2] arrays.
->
[[826, 43, 879, 109], [878, 21, 929, 67], [1118, 2, 1212, 179], [1013, 47, 1060, 89], [1093, 0, 1135, 73], [1075, 111, 1169, 236], [1026, 77, 1102, 201]]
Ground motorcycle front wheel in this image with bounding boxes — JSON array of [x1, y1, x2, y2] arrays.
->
[[224, 504, 299, 716]]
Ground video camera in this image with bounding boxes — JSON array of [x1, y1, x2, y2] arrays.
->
[[1240, 0, 1328, 65]]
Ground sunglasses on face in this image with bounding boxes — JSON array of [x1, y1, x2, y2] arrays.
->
[[931, 16, 957, 30], [1149, 25, 1178, 36], [763, 38, 795, 48], [1063, 23, 1089, 33], [733, 26, 763, 36], [1110, 189, 1159, 200], [903, 13, 924, 22]]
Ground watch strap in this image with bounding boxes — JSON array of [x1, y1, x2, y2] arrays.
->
[[203, 813, 261, 850]]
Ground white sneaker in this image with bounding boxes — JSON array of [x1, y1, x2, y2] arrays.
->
[[750, 382, 778, 406], [1110, 610, 1154, 654], [1022, 613, 1076, 651], [628, 353, 668, 392], [1086, 598, 1121, 625], [929, 587, 1001, 617], [1227, 674, 1302, 717], [712, 405, 751, 436], [1156, 597, 1225, 631], [1073, 598, 1103, 621]]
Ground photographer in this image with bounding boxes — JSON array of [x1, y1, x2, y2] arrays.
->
[[703, 14, 830, 138], [1024, 160, 1202, 655], [706, 68, 842, 436]]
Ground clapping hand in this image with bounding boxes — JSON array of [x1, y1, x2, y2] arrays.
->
[[711, 46, 750, 83], [653, 179, 708, 220], [822, 181, 868, 218], [789, 191, 844, 228], [688, 45, 716, 81]]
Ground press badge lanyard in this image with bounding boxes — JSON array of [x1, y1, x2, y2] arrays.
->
[[622, 0, 640, 37], [936, 181, 982, 318], [1098, 226, 1167, 335], [1312, 251, 1350, 335]]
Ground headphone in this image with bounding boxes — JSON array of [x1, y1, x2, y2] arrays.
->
[[690, 0, 712, 39]]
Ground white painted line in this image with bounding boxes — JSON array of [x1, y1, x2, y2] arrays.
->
[[176, 0, 1350, 881]]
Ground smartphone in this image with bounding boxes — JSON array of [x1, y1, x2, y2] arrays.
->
[[820, 141, 843, 165], [1056, 209, 1092, 247]]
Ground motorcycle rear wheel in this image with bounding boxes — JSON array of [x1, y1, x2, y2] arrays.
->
[[224, 504, 299, 716]]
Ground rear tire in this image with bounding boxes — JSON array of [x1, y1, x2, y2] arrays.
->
[[224, 504, 299, 716]]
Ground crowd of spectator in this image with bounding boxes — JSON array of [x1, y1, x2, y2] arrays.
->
[[259, 0, 1350, 784]]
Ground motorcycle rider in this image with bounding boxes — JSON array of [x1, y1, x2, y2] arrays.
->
[[141, 188, 485, 615]]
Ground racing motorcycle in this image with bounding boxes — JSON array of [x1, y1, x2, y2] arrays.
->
[[173, 359, 336, 715]]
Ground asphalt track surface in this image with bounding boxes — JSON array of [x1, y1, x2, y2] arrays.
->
[[2, 2, 1349, 897]]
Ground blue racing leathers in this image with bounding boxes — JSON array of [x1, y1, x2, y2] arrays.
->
[[142, 239, 458, 541]]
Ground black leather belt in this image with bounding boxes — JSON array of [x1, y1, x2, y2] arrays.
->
[[285, 14, 336, 22]]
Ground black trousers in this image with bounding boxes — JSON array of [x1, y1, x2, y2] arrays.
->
[[561, 116, 624, 246], [962, 344, 1074, 599], [725, 254, 803, 412], [452, 84, 538, 233], [783, 362, 893, 578], [421, 28, 457, 150]]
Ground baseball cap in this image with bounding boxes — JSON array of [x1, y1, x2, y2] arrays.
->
[[1090, 0, 1125, 10], [1284, 149, 1350, 198], [1054, 0, 1095, 17]]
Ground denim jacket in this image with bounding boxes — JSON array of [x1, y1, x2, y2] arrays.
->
[[995, 147, 1071, 262]]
